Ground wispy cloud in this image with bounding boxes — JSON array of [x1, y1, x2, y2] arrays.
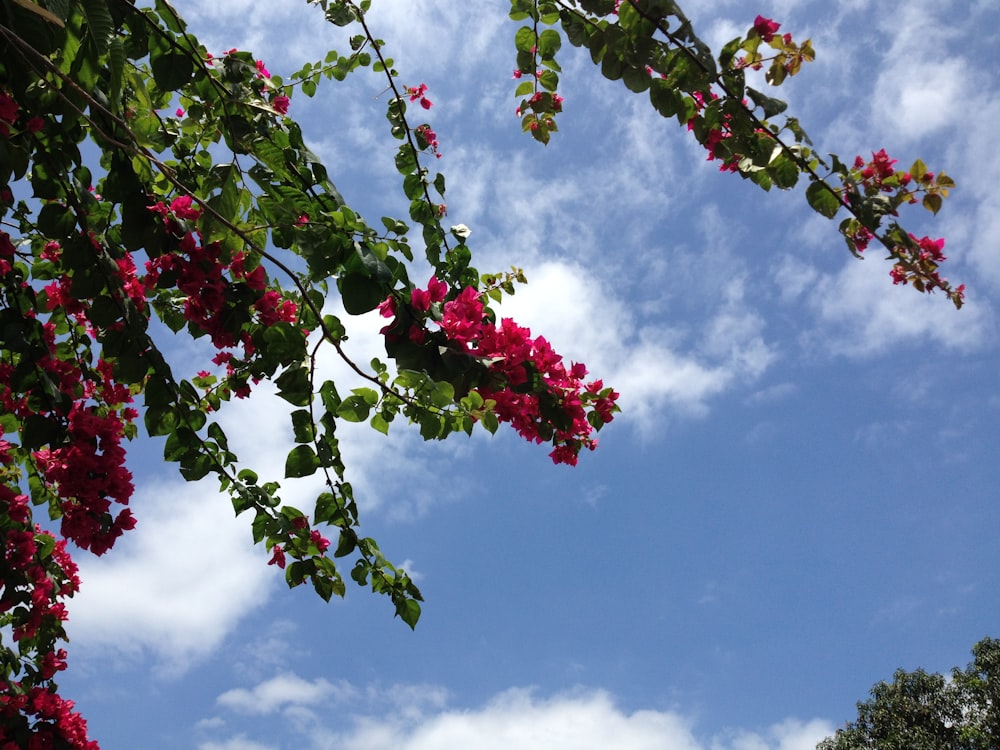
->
[[201, 679, 834, 750], [217, 673, 356, 715]]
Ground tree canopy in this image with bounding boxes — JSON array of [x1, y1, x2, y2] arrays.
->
[[0, 0, 963, 746], [818, 637, 1000, 750]]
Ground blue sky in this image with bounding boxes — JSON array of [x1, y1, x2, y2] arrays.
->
[[55, 1, 999, 748]]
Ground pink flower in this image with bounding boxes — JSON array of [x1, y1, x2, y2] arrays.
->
[[406, 83, 433, 109], [169, 195, 201, 220], [410, 287, 432, 312], [267, 544, 286, 568], [272, 94, 290, 115], [310, 530, 331, 554], [912, 234, 946, 261], [378, 296, 397, 319], [255, 59, 271, 78], [411, 275, 448, 312], [753, 15, 781, 43]]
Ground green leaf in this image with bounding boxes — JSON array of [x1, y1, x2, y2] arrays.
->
[[151, 52, 194, 91], [37, 203, 75, 239], [537, 29, 561, 59], [538, 70, 559, 92], [430, 380, 455, 407], [514, 26, 535, 53], [370, 413, 390, 435], [481, 410, 499, 435], [285, 445, 320, 478], [81, 0, 113, 54], [352, 387, 379, 406], [275, 366, 312, 407], [336, 395, 372, 423], [767, 152, 799, 190], [108, 37, 125, 114], [395, 598, 421, 629], [338, 273, 386, 315], [21, 414, 61, 451], [179, 453, 214, 481], [202, 167, 242, 243], [291, 409, 315, 443], [909, 158, 928, 181], [238, 469, 259, 485], [351, 559, 370, 586], [622, 65, 650, 93], [334, 530, 357, 558], [746, 87, 788, 118], [806, 181, 841, 219], [649, 79, 683, 119], [922, 193, 943, 215]]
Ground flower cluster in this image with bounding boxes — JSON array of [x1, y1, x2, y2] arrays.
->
[[266, 513, 330, 572], [0, 230, 17, 276], [732, 16, 813, 84], [3, 236, 140, 560], [832, 151, 961, 302], [889, 233, 964, 301], [33, 404, 136, 556], [515, 91, 563, 118], [0, 681, 97, 750], [687, 90, 741, 172], [145, 196, 298, 352], [381, 277, 619, 465], [197, 53, 290, 117], [415, 124, 441, 158], [2, 445, 95, 749]]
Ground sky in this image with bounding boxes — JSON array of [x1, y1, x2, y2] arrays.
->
[[52, 1, 999, 748]]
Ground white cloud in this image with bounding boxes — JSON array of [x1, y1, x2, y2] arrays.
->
[[203, 680, 834, 750], [217, 673, 354, 715], [493, 260, 774, 430], [68, 479, 275, 675], [873, 58, 966, 142], [806, 254, 991, 357], [711, 719, 836, 750], [870, 4, 970, 142], [200, 737, 277, 750], [941, 91, 1000, 292]]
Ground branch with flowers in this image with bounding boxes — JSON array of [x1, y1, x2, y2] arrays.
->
[[1, 0, 619, 743], [510, 0, 964, 307]]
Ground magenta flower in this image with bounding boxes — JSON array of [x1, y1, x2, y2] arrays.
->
[[272, 94, 290, 115], [753, 15, 781, 43]]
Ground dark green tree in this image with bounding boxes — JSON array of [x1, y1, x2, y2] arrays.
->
[[818, 638, 1000, 750]]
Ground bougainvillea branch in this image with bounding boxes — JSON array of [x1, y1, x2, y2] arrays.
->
[[513, 0, 963, 306]]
